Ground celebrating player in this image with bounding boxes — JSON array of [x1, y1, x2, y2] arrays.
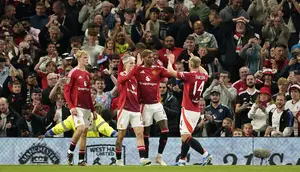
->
[[115, 54, 151, 166], [64, 50, 97, 166], [137, 50, 170, 165], [166, 51, 212, 166]]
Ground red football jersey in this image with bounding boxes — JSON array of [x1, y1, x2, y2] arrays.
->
[[135, 66, 169, 104], [64, 67, 95, 112], [177, 71, 208, 112], [117, 67, 140, 112]]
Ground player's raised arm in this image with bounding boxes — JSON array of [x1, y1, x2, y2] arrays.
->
[[166, 50, 177, 78], [189, 53, 208, 76], [199, 65, 208, 76]]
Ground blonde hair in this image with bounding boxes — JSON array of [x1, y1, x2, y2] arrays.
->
[[189, 56, 201, 68], [233, 128, 242, 133], [277, 77, 288, 85], [242, 123, 253, 130], [76, 50, 89, 59]]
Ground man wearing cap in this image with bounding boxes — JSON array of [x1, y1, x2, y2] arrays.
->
[[203, 71, 237, 112], [205, 88, 233, 135], [57, 53, 73, 75], [218, 16, 253, 82], [290, 33, 300, 59], [121, 8, 143, 44], [288, 49, 300, 73], [285, 84, 300, 137]]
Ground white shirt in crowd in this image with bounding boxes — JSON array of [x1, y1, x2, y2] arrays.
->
[[285, 99, 300, 136]]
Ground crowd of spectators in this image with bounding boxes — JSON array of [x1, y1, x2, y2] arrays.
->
[[0, 0, 299, 138]]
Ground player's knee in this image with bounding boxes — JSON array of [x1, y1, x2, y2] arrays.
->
[[181, 134, 191, 142], [76, 125, 85, 134]]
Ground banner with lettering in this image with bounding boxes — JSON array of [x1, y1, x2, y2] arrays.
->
[[0, 138, 299, 165]]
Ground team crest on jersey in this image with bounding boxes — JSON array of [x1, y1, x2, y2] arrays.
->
[[77, 120, 81, 124], [140, 70, 145, 74], [66, 77, 70, 84], [218, 109, 223, 113], [152, 70, 157, 75]]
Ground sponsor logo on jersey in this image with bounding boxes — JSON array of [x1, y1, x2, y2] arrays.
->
[[18, 143, 60, 164], [145, 76, 151, 82], [79, 76, 83, 79], [86, 144, 126, 165]]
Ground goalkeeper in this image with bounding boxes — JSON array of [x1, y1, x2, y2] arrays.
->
[[44, 109, 117, 137]]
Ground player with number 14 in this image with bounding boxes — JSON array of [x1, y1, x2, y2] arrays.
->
[[166, 50, 212, 166]]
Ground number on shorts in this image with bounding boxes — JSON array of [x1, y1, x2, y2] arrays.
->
[[193, 81, 204, 96]]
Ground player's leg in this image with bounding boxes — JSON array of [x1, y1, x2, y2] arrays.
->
[[178, 108, 212, 166], [78, 126, 88, 166], [141, 104, 153, 159], [143, 126, 151, 158], [155, 119, 168, 166], [115, 129, 126, 166], [131, 111, 151, 166], [115, 109, 130, 166], [67, 109, 85, 166], [77, 108, 91, 166], [153, 103, 169, 166]]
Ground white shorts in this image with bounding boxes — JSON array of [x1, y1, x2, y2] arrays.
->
[[72, 107, 92, 128], [117, 109, 143, 130], [141, 103, 167, 127], [180, 108, 201, 135]]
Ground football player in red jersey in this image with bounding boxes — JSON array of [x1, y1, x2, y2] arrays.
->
[[167, 51, 212, 166], [136, 50, 170, 165], [115, 54, 151, 166], [64, 50, 97, 166]]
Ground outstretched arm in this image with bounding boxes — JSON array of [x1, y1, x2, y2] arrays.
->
[[166, 49, 177, 78]]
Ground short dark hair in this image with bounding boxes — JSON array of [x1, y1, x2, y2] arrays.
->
[[221, 71, 231, 79], [186, 36, 195, 41], [150, 7, 160, 14]]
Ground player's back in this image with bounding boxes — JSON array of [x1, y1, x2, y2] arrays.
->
[[64, 67, 93, 110], [178, 71, 208, 112], [136, 65, 169, 104]]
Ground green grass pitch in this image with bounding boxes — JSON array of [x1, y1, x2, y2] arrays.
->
[[1, 165, 300, 172]]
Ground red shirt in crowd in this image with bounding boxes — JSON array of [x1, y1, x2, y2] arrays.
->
[[64, 67, 95, 111], [177, 71, 208, 112], [264, 57, 289, 71], [158, 47, 182, 68], [37, 71, 48, 90]]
